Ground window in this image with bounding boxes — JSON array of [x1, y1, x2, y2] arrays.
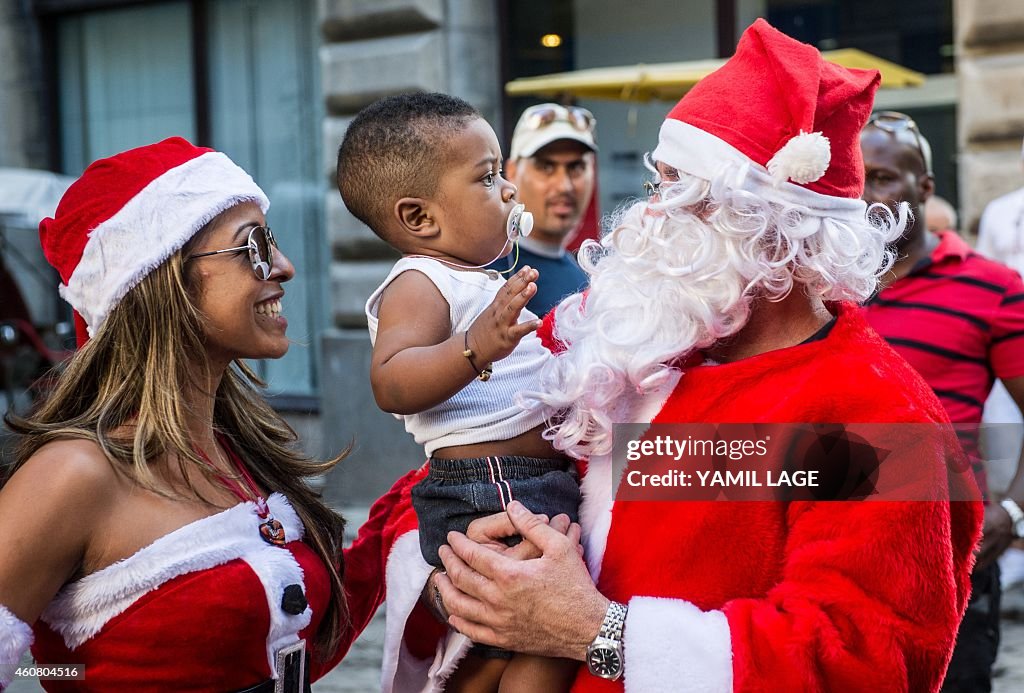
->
[[52, 0, 325, 399]]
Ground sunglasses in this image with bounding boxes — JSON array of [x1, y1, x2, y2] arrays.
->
[[188, 225, 277, 280], [642, 152, 669, 198], [524, 105, 596, 133], [867, 111, 933, 174]]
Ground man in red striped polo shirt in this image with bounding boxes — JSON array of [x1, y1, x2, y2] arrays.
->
[[861, 113, 1024, 692]]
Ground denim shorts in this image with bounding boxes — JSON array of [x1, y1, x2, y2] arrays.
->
[[411, 455, 581, 569], [413, 455, 580, 659]]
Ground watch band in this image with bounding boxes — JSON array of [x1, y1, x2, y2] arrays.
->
[[1001, 498, 1024, 538], [586, 600, 628, 681], [599, 601, 628, 642]]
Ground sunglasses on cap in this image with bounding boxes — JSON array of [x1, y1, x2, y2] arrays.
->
[[188, 225, 278, 280], [523, 105, 596, 133], [867, 111, 933, 175]]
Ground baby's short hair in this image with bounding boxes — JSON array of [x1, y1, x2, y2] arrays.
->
[[337, 92, 480, 240]]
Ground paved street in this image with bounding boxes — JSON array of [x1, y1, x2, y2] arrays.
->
[[996, 619, 1024, 692]]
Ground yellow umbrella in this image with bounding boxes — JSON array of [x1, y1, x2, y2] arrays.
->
[[505, 48, 925, 103]]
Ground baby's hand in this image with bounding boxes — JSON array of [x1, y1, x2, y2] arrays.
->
[[466, 266, 542, 365]]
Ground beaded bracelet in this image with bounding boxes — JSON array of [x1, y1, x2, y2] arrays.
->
[[462, 331, 493, 382]]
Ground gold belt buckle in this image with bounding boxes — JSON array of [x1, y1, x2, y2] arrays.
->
[[273, 640, 306, 693]]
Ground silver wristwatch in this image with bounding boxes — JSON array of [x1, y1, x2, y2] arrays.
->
[[1001, 498, 1024, 539], [586, 601, 627, 681]]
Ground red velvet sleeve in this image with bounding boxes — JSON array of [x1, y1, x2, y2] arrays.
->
[[723, 495, 981, 691], [537, 309, 563, 353], [537, 289, 588, 353], [310, 466, 426, 679]]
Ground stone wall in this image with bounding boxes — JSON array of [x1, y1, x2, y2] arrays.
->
[[956, 0, 1024, 231], [316, 0, 502, 505], [0, 1, 48, 169]]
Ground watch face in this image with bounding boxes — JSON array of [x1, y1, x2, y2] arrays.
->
[[588, 645, 622, 678]]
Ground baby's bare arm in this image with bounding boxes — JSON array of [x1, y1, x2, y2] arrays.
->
[[371, 266, 542, 415]]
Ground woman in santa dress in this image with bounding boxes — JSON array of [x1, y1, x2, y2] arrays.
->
[[0, 137, 376, 692]]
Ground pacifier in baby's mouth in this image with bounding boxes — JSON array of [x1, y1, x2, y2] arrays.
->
[[506, 204, 534, 241]]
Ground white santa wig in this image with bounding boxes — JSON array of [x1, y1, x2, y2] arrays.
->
[[526, 158, 907, 460]]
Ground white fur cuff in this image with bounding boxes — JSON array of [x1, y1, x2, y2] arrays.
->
[[0, 604, 33, 688], [623, 597, 732, 693], [380, 531, 473, 692]]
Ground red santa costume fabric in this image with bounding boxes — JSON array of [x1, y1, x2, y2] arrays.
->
[[29, 494, 324, 691], [572, 303, 979, 692], [13, 463, 419, 692], [354, 19, 983, 692]]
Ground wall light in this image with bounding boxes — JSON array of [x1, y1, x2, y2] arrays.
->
[[540, 33, 563, 48]]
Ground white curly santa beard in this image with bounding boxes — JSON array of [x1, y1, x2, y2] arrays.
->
[[522, 163, 901, 461], [526, 195, 757, 460]]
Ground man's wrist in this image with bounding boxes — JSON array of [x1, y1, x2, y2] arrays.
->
[[575, 594, 612, 661], [1001, 498, 1024, 538], [421, 568, 449, 624]]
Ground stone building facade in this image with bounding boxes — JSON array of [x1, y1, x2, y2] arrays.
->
[[0, 1, 48, 169], [956, 0, 1024, 231]]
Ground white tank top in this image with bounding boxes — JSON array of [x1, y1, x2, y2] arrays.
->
[[365, 257, 550, 455]]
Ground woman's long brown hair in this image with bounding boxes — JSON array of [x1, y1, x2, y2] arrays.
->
[[5, 229, 349, 658]]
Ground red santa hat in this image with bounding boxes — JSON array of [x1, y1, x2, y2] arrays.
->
[[651, 19, 879, 216], [39, 137, 269, 346]]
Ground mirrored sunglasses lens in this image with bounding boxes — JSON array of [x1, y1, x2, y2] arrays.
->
[[871, 113, 914, 132], [568, 107, 594, 131], [250, 228, 271, 280], [260, 228, 274, 269], [528, 107, 558, 130]]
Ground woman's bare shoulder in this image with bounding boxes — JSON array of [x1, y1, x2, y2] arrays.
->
[[0, 438, 124, 622], [5, 437, 121, 510]]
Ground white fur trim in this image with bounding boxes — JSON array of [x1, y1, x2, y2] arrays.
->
[[381, 531, 472, 693], [623, 597, 733, 693], [580, 373, 680, 580], [0, 604, 33, 688], [767, 131, 831, 186], [580, 452, 615, 580], [61, 151, 269, 337], [245, 500, 313, 677], [40, 493, 306, 676], [652, 119, 865, 221]]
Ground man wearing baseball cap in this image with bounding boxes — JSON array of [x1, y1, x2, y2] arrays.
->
[[492, 103, 597, 316]]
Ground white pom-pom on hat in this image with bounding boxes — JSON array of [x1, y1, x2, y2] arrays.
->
[[767, 131, 831, 186]]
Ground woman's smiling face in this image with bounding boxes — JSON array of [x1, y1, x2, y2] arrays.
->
[[187, 201, 295, 369]]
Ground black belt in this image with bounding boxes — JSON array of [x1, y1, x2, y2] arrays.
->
[[234, 642, 311, 693]]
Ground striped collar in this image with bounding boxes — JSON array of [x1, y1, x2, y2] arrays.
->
[[930, 230, 972, 263]]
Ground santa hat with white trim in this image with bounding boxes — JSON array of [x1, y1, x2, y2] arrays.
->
[[39, 137, 269, 347], [651, 18, 879, 215]]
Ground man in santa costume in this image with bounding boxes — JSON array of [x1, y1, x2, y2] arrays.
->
[[344, 19, 983, 692]]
